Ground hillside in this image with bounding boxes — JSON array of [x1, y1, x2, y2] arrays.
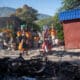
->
[[0, 7, 51, 20], [37, 13, 51, 20], [0, 7, 16, 17]]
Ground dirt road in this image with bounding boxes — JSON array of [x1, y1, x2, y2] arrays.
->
[[0, 46, 80, 62]]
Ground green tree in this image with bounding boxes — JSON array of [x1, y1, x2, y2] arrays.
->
[[14, 5, 38, 24], [61, 0, 80, 11], [35, 17, 54, 30], [53, 13, 64, 40]]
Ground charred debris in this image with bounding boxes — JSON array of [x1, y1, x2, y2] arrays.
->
[[0, 55, 80, 80]]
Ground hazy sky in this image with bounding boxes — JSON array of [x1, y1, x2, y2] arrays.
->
[[0, 0, 62, 16]]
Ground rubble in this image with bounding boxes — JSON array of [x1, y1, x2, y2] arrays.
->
[[0, 55, 80, 80]]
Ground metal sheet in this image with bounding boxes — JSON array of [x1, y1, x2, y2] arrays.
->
[[59, 9, 80, 21]]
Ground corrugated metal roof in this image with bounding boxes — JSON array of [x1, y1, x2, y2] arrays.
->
[[59, 9, 80, 21]]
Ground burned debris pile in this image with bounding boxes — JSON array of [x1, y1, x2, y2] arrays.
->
[[0, 56, 80, 80]]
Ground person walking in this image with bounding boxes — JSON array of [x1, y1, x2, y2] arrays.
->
[[50, 27, 57, 46]]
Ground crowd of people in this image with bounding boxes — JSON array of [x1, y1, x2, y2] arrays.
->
[[0, 26, 59, 55]]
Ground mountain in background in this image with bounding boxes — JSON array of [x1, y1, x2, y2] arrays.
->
[[37, 13, 51, 20], [0, 7, 16, 17], [0, 7, 51, 20]]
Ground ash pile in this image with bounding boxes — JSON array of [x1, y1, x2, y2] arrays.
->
[[0, 55, 80, 80]]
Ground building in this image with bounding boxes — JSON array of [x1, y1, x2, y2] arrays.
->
[[0, 16, 21, 31], [59, 9, 80, 49]]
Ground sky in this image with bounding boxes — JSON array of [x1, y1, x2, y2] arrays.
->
[[0, 0, 62, 16]]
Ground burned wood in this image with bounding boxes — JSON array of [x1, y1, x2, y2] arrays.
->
[[0, 56, 80, 80]]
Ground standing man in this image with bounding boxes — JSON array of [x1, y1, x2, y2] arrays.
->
[[50, 26, 57, 46]]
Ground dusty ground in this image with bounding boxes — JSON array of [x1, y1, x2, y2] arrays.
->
[[0, 46, 80, 63]]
